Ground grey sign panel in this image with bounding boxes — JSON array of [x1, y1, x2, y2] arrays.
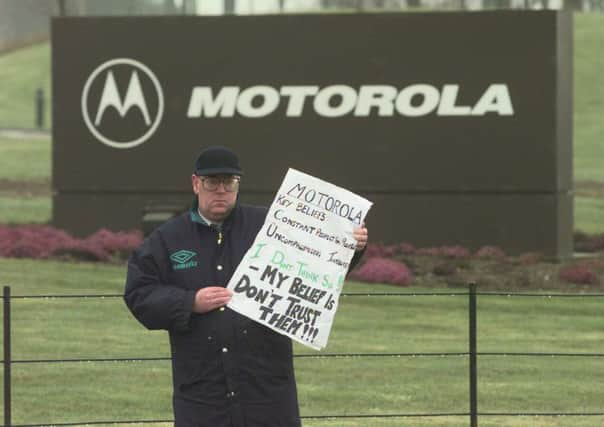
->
[[52, 11, 573, 257]]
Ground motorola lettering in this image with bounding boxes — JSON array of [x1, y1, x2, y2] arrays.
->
[[81, 58, 164, 149], [186, 84, 514, 118], [94, 70, 152, 127]]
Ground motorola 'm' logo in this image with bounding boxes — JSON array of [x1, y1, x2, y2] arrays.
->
[[81, 58, 164, 149]]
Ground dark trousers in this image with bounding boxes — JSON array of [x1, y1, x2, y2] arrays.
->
[[173, 397, 301, 427], [174, 398, 245, 427]]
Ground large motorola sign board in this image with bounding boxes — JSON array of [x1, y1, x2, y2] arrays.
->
[[52, 11, 573, 257]]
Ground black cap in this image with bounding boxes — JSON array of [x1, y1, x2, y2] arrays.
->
[[194, 146, 243, 176]]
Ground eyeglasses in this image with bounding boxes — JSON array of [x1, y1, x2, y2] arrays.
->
[[197, 175, 240, 192]]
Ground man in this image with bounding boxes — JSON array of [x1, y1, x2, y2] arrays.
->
[[124, 146, 368, 427]]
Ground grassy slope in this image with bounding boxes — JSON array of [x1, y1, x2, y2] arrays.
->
[[573, 14, 604, 184], [0, 258, 603, 427], [0, 43, 51, 129], [0, 136, 50, 181], [575, 196, 604, 233], [0, 136, 51, 223], [571, 14, 604, 232], [0, 195, 51, 223]]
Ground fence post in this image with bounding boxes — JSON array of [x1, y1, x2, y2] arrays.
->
[[3, 286, 11, 427], [469, 282, 477, 427], [35, 88, 45, 130]]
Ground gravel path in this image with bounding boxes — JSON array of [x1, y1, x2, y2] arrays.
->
[[0, 128, 50, 139]]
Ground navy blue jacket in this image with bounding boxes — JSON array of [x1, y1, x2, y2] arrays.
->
[[124, 203, 302, 427]]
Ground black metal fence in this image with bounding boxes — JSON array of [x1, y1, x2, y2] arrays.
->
[[2, 284, 604, 427]]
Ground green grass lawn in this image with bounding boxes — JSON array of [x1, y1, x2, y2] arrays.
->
[[0, 258, 603, 427], [0, 136, 51, 224], [0, 136, 50, 181], [574, 13, 604, 184], [575, 197, 604, 233], [0, 43, 51, 130], [0, 195, 51, 224]]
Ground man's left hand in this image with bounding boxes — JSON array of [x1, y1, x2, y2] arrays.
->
[[353, 226, 368, 251]]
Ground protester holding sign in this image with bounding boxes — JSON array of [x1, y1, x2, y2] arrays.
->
[[124, 146, 368, 427]]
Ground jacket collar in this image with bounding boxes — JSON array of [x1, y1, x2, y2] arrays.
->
[[189, 197, 238, 230]]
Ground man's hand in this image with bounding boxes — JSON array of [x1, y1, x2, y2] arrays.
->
[[193, 286, 233, 313], [353, 225, 369, 251]]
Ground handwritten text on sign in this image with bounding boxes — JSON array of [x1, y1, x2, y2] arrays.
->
[[227, 168, 373, 350]]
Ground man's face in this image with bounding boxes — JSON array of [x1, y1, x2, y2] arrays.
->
[[192, 174, 239, 223]]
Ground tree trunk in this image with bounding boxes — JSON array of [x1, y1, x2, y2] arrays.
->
[[224, 0, 235, 14], [57, 0, 67, 16], [484, 0, 511, 8]]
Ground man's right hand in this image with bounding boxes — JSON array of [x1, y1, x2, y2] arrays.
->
[[193, 286, 233, 313]]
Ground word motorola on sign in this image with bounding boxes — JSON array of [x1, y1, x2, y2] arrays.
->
[[226, 169, 373, 350], [187, 83, 513, 118]]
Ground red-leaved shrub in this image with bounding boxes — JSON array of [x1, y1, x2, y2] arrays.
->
[[363, 243, 385, 259], [432, 262, 457, 276], [50, 240, 110, 262], [349, 257, 413, 286], [0, 225, 74, 258], [0, 225, 143, 263], [1, 236, 50, 259], [559, 263, 599, 285], [517, 252, 542, 265], [399, 242, 416, 255], [364, 242, 415, 259], [574, 230, 589, 244], [365, 243, 469, 260], [574, 232, 604, 253], [381, 244, 399, 258], [364, 243, 399, 259], [475, 246, 506, 260], [415, 245, 471, 258], [440, 246, 471, 259], [84, 228, 143, 255], [416, 247, 442, 257], [576, 258, 604, 273]]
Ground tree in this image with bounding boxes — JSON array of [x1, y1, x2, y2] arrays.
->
[[224, 0, 235, 14], [484, 0, 511, 8], [163, 0, 179, 13], [563, 0, 584, 10], [56, 0, 67, 16]]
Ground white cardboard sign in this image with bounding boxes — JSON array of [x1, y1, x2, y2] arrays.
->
[[227, 168, 373, 350]]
